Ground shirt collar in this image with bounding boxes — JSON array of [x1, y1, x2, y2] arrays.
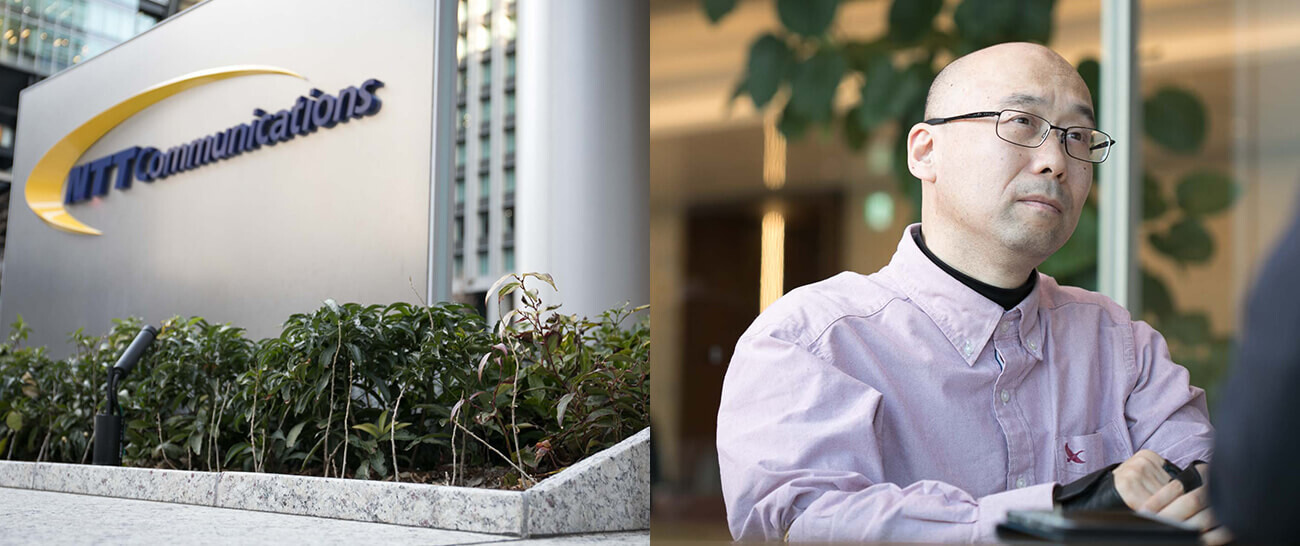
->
[[884, 223, 1045, 366]]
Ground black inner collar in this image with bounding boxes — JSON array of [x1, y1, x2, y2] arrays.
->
[[914, 228, 1036, 311]]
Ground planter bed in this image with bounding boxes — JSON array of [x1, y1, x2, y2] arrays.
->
[[0, 427, 648, 537]]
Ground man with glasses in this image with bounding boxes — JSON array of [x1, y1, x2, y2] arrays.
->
[[718, 42, 1224, 543]]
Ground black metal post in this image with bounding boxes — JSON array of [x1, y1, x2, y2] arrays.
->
[[92, 325, 159, 466]]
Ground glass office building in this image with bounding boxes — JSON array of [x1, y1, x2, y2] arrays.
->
[[0, 0, 153, 76], [453, 0, 517, 316]]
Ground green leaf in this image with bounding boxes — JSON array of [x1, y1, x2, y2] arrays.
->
[[843, 106, 868, 150], [286, 421, 306, 450], [352, 423, 383, 438], [1016, 0, 1055, 44], [857, 55, 898, 130], [356, 459, 371, 480], [1161, 312, 1211, 346], [1141, 269, 1175, 321], [585, 407, 617, 424], [224, 442, 251, 466], [1142, 172, 1168, 220], [954, 0, 1055, 50], [776, 0, 839, 37], [745, 34, 793, 109], [1149, 217, 1214, 264], [556, 393, 576, 426], [317, 343, 337, 369], [701, 0, 737, 23], [1144, 87, 1207, 154], [1176, 171, 1237, 217], [531, 272, 558, 292], [777, 100, 809, 140], [889, 62, 932, 120], [788, 47, 846, 123], [1076, 58, 1100, 114], [5, 411, 21, 432], [888, 0, 943, 45], [189, 434, 203, 455]]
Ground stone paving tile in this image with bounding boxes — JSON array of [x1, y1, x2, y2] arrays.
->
[[0, 487, 648, 545], [0, 487, 502, 545]]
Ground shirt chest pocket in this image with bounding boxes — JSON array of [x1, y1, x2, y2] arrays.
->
[[1055, 421, 1129, 482]]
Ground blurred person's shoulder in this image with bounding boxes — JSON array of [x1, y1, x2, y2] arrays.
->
[[739, 270, 906, 349]]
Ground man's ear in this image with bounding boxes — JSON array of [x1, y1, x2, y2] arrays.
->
[[907, 123, 937, 183]]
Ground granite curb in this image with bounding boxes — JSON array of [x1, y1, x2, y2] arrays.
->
[[0, 427, 649, 537]]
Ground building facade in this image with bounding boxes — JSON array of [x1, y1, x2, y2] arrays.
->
[[453, 0, 517, 317]]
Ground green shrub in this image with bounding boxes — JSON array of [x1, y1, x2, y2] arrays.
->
[[0, 275, 649, 486]]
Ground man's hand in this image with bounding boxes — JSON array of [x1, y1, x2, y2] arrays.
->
[[1139, 463, 1233, 546], [1111, 450, 1175, 510]]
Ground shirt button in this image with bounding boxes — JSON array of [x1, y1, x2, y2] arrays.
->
[[1000, 389, 1011, 403], [1016, 476, 1027, 488], [1028, 341, 1038, 351], [1000, 322, 1011, 334], [962, 340, 973, 356]]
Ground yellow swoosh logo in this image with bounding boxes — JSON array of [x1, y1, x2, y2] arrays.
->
[[25, 65, 305, 235]]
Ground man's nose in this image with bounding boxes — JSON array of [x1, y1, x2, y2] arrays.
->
[[1032, 128, 1070, 177]]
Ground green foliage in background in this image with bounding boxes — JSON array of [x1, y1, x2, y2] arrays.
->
[[0, 275, 649, 487], [705, 0, 1236, 397]]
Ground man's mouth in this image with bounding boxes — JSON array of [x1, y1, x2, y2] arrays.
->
[[1018, 197, 1063, 214]]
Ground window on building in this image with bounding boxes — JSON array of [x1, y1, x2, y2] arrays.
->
[[455, 179, 465, 204], [505, 132, 515, 156], [504, 170, 515, 194], [454, 255, 463, 278], [479, 211, 489, 239], [481, 63, 492, 87], [505, 94, 515, 116], [504, 207, 515, 236], [454, 218, 464, 244], [502, 9, 516, 41], [504, 248, 515, 273], [456, 141, 466, 166], [478, 252, 489, 276], [506, 55, 516, 79], [481, 98, 491, 120], [479, 133, 490, 162]]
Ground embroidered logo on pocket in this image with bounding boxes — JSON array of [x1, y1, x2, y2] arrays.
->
[[1065, 443, 1086, 464]]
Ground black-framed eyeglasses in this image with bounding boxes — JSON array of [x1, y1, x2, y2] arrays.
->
[[923, 109, 1116, 164]]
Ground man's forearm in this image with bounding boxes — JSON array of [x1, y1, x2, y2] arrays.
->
[[745, 479, 1057, 542]]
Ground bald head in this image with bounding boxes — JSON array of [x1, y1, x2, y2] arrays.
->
[[905, 42, 1100, 288], [924, 43, 1093, 124]]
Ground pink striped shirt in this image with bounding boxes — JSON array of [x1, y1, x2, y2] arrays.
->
[[717, 223, 1214, 542]]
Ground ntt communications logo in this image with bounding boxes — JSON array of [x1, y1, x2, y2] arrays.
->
[[24, 66, 385, 235]]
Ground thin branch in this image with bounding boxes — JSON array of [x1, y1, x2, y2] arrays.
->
[[454, 420, 534, 486], [341, 358, 353, 477], [390, 384, 405, 483]]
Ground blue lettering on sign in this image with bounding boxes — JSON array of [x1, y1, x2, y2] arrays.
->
[[63, 78, 385, 205]]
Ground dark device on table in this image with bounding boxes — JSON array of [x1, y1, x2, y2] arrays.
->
[[997, 509, 1200, 543]]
